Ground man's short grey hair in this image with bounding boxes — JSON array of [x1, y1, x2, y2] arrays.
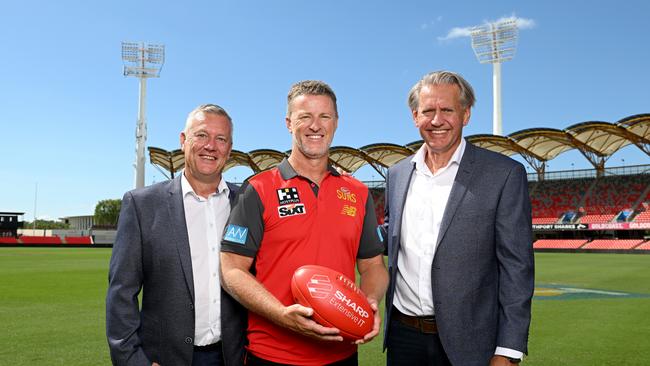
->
[[184, 104, 233, 137], [286, 80, 338, 117], [407, 71, 476, 111]]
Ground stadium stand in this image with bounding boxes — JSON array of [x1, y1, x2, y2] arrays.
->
[[63, 236, 93, 245], [529, 177, 593, 221], [634, 241, 650, 250], [532, 217, 558, 224], [633, 210, 650, 222], [369, 188, 385, 224], [581, 239, 645, 250], [19, 236, 63, 245], [582, 174, 650, 215], [578, 214, 616, 224], [0, 237, 19, 244], [533, 239, 588, 249]]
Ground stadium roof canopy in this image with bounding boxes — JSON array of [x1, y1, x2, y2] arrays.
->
[[149, 113, 649, 180]]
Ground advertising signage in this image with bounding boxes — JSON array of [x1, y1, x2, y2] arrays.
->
[[533, 222, 650, 231]]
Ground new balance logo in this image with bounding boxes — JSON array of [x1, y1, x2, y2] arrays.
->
[[341, 205, 357, 217]]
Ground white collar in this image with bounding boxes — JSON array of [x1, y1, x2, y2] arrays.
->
[[181, 171, 229, 198], [411, 139, 466, 176]]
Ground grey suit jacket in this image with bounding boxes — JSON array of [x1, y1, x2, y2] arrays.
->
[[383, 142, 534, 366], [106, 175, 246, 366]]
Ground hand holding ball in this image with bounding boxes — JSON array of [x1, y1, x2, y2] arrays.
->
[[291, 265, 373, 340]]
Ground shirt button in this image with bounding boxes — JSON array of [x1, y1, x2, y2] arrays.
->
[[213, 299, 217, 303], [212, 272, 217, 277], [185, 337, 193, 344]]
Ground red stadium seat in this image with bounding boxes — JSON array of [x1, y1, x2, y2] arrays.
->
[[533, 239, 588, 249], [63, 236, 93, 245], [0, 237, 19, 244], [581, 239, 644, 250], [19, 236, 63, 245], [578, 214, 616, 224], [634, 241, 650, 250]]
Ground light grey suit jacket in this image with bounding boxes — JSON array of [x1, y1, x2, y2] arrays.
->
[[383, 142, 534, 366], [106, 175, 246, 366]]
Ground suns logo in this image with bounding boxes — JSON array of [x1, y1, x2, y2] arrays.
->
[[336, 187, 357, 203]]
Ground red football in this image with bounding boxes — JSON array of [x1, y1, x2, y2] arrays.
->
[[291, 264, 374, 340]]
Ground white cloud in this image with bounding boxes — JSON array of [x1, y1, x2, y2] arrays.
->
[[438, 14, 536, 41], [438, 26, 474, 41], [495, 14, 536, 29]]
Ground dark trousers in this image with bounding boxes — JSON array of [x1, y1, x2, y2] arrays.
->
[[245, 351, 358, 366], [192, 342, 224, 366], [386, 318, 451, 366]]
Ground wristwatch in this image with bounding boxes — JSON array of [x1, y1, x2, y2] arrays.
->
[[506, 357, 522, 364]]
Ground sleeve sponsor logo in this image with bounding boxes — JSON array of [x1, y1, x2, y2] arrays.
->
[[223, 224, 248, 245], [277, 187, 300, 205], [278, 203, 306, 218], [336, 187, 357, 202], [340, 204, 357, 217]]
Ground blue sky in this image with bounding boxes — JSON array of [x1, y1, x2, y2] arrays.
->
[[2, 0, 648, 221]]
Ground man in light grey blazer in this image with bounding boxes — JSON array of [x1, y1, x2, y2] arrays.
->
[[106, 104, 246, 366], [383, 71, 534, 366]]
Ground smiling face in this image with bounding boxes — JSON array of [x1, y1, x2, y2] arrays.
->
[[286, 94, 338, 161], [180, 112, 232, 185], [413, 83, 470, 161]]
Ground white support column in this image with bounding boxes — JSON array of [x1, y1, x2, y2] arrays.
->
[[134, 77, 147, 189], [492, 62, 503, 136]]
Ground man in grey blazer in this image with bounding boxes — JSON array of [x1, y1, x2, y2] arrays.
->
[[383, 71, 534, 366], [106, 104, 246, 366]]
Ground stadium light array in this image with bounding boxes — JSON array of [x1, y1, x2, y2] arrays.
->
[[470, 20, 518, 136], [121, 41, 165, 189]]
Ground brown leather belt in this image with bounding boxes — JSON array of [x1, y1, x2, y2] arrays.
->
[[393, 308, 438, 334]]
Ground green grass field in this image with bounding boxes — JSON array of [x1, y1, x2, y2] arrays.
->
[[1, 248, 649, 365]]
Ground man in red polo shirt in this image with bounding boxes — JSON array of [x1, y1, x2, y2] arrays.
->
[[220, 80, 388, 365]]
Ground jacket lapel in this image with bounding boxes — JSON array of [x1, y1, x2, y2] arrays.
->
[[436, 142, 476, 248], [390, 161, 416, 261], [167, 175, 195, 301]]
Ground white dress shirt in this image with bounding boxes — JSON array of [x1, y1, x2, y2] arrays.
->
[[394, 139, 465, 317], [181, 173, 230, 346], [393, 140, 523, 361]]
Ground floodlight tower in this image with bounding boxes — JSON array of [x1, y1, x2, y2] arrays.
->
[[121, 42, 165, 189], [470, 20, 518, 136]]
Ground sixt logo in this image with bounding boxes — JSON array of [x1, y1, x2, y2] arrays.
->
[[306, 274, 332, 299], [336, 187, 357, 203], [334, 290, 369, 318], [278, 203, 306, 217]]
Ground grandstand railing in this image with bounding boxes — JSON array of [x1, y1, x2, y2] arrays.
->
[[527, 164, 649, 182], [363, 164, 649, 185]]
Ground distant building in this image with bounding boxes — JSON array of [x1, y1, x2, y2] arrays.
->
[[0, 212, 24, 237], [61, 215, 94, 231]]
